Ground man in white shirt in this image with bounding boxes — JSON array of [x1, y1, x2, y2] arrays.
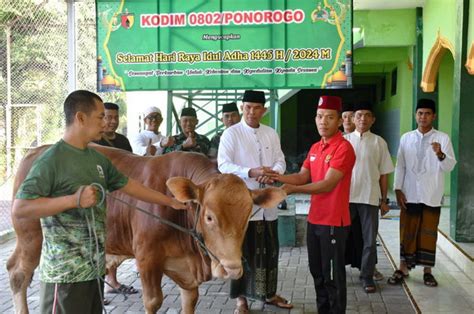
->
[[218, 90, 292, 313], [344, 102, 394, 293], [132, 106, 174, 156], [388, 98, 456, 287]]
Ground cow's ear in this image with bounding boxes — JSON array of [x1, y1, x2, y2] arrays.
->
[[250, 187, 286, 209], [166, 177, 201, 203]]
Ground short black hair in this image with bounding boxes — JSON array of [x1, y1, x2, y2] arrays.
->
[[64, 90, 103, 126], [104, 102, 119, 110]]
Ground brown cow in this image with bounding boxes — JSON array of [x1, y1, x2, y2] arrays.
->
[[6, 145, 286, 314]]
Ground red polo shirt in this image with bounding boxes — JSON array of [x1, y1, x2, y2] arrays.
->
[[302, 131, 356, 226]]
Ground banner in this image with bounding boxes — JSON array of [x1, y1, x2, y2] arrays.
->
[[96, 0, 352, 91]]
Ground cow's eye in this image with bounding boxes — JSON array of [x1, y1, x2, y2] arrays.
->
[[206, 215, 213, 223]]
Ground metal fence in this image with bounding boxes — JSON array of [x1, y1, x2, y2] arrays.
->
[[0, 0, 100, 233]]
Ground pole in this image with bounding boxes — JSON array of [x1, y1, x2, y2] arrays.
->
[[6, 26, 12, 177], [67, 0, 77, 93]]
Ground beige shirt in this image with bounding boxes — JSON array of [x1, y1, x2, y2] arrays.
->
[[345, 130, 394, 206]]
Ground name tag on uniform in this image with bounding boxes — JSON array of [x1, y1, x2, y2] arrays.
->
[[310, 155, 316, 162]]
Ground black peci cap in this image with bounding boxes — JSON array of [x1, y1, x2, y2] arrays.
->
[[181, 107, 197, 117], [242, 90, 265, 104], [416, 98, 436, 113]]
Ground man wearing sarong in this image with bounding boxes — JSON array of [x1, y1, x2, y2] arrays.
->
[[274, 95, 356, 314], [218, 90, 292, 313], [344, 101, 394, 293], [388, 98, 456, 287]]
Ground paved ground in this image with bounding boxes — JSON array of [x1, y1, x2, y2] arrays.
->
[[0, 239, 414, 313]]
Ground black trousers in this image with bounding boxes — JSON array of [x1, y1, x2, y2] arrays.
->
[[307, 222, 349, 314], [40, 278, 104, 314]]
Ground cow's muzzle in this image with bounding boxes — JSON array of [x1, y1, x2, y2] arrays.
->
[[211, 259, 243, 280]]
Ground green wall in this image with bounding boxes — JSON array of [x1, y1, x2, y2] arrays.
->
[[423, 0, 457, 69], [354, 9, 416, 47], [438, 53, 454, 195], [470, 0, 474, 44]]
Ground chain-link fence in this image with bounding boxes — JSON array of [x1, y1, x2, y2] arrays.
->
[[0, 0, 106, 234], [0, 0, 243, 234]]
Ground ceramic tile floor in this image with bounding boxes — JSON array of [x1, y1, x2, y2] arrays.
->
[[379, 213, 474, 313]]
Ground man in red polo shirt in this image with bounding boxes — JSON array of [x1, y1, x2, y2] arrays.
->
[[273, 95, 355, 314]]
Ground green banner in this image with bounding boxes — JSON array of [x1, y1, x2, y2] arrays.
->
[[96, 0, 352, 91]]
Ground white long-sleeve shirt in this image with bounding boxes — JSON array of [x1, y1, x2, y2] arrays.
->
[[394, 128, 456, 207], [218, 120, 286, 221], [345, 130, 394, 206], [131, 130, 166, 156]]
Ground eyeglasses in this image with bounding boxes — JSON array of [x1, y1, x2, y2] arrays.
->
[[146, 114, 162, 121]]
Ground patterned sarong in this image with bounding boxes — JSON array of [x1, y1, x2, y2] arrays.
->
[[400, 203, 441, 269], [230, 220, 279, 300]]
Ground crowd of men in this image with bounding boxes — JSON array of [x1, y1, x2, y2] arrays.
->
[[13, 89, 456, 313]]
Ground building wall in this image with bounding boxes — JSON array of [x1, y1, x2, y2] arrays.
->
[[423, 0, 457, 69], [438, 52, 455, 195], [354, 9, 416, 46], [470, 0, 474, 44]]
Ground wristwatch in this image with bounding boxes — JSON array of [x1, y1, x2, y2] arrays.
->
[[379, 198, 389, 206]]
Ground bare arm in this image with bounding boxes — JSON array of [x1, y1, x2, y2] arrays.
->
[[379, 174, 390, 215], [274, 167, 311, 185], [281, 167, 344, 195], [119, 178, 186, 209], [13, 185, 97, 219]]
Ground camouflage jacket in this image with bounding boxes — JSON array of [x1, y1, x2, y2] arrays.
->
[[163, 132, 211, 156], [208, 131, 223, 158]]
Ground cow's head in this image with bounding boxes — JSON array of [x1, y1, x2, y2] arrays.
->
[[166, 174, 286, 280]]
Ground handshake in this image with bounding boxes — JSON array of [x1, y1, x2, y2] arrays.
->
[[248, 166, 281, 185]]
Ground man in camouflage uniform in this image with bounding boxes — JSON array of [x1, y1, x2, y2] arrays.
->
[[164, 107, 211, 156], [13, 90, 186, 313], [208, 102, 241, 159]]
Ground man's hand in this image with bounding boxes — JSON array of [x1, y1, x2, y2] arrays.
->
[[169, 198, 187, 210], [75, 185, 97, 208], [183, 133, 197, 149], [431, 142, 446, 160], [256, 175, 274, 184], [281, 184, 296, 195], [160, 136, 175, 148], [395, 189, 407, 210], [380, 202, 390, 216], [249, 166, 277, 178], [145, 139, 157, 156], [431, 141, 441, 154]]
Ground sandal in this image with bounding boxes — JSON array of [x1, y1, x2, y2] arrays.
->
[[107, 284, 138, 294], [362, 278, 376, 293], [387, 270, 409, 285], [265, 294, 293, 309], [234, 301, 249, 314], [373, 269, 384, 281], [423, 273, 438, 287]]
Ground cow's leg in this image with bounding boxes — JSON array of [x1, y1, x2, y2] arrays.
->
[[105, 254, 131, 291], [179, 287, 199, 314], [6, 236, 41, 314], [138, 265, 164, 314]]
